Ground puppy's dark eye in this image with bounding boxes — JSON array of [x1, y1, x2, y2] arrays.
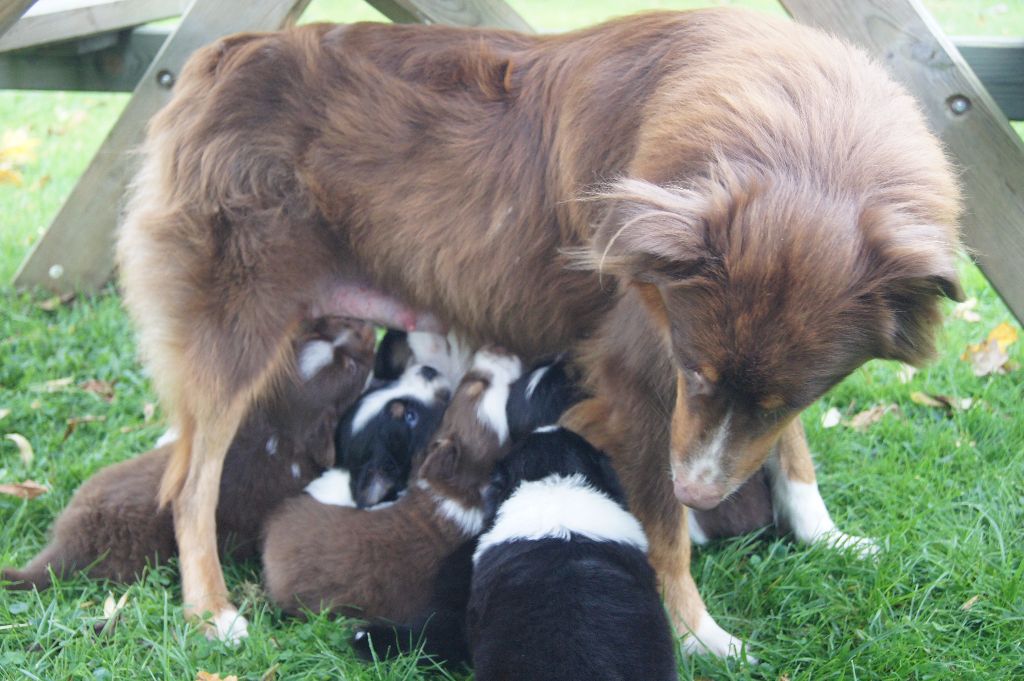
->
[[404, 408, 419, 427]]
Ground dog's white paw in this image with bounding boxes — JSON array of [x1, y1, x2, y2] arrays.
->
[[820, 529, 880, 559], [679, 611, 757, 664], [208, 608, 249, 646]]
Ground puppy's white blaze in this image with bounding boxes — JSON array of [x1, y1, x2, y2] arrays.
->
[[290, 463, 301, 479], [687, 508, 710, 545], [210, 608, 249, 646], [435, 496, 485, 536], [525, 364, 552, 400], [408, 331, 472, 385], [155, 426, 179, 448], [265, 435, 278, 456], [298, 340, 335, 380], [680, 610, 754, 663], [473, 351, 523, 445], [474, 473, 647, 564], [305, 468, 356, 507], [351, 364, 450, 433], [533, 425, 560, 434]]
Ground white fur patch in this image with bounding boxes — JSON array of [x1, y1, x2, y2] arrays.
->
[[680, 410, 732, 487], [524, 364, 552, 400], [474, 473, 647, 563], [155, 426, 178, 448], [533, 425, 559, 434], [435, 496, 485, 536], [687, 508, 710, 546], [473, 351, 522, 445], [351, 364, 450, 433], [680, 609, 754, 662], [265, 435, 278, 456], [298, 340, 335, 380], [305, 469, 356, 507], [209, 608, 249, 646], [767, 457, 879, 559], [408, 331, 473, 385]]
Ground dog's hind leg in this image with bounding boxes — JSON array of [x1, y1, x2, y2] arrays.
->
[[766, 419, 879, 558]]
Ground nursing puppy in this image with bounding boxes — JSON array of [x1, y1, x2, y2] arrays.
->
[[506, 356, 586, 442], [470, 427, 678, 680], [332, 362, 451, 508], [2, 318, 374, 591], [118, 9, 963, 644], [262, 349, 521, 620]]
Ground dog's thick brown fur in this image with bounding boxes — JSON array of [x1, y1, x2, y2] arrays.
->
[[117, 9, 962, 644]]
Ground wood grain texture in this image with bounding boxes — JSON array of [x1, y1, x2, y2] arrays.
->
[[0, 0, 184, 52], [781, 0, 1024, 324], [366, 0, 531, 31], [13, 0, 312, 293]]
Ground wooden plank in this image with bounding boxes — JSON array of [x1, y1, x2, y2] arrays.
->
[[780, 0, 1024, 325], [0, 25, 167, 91], [953, 37, 1024, 120], [0, 0, 184, 52], [366, 0, 531, 31], [13, 0, 312, 294], [0, 0, 37, 39]]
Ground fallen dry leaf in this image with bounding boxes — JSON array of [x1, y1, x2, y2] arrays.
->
[[36, 291, 75, 312], [260, 665, 280, 681], [0, 167, 22, 186], [0, 408, 9, 420], [196, 673, 239, 681], [0, 480, 48, 499], [64, 414, 107, 441], [896, 364, 918, 384], [988, 322, 1019, 352], [964, 339, 1010, 377], [30, 376, 73, 393], [910, 392, 972, 412], [847, 404, 900, 431], [103, 592, 129, 619], [80, 379, 116, 402], [821, 407, 842, 429], [951, 298, 981, 323], [961, 595, 981, 611], [5, 433, 33, 465], [1, 128, 40, 165]]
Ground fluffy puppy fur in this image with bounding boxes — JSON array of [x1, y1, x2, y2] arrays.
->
[[505, 356, 586, 442], [117, 8, 962, 642], [333, 362, 451, 508], [2, 318, 373, 589], [261, 349, 521, 620], [470, 427, 677, 680]]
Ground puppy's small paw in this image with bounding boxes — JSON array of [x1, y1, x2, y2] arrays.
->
[[680, 611, 757, 664], [822, 529, 880, 559], [206, 608, 249, 646]]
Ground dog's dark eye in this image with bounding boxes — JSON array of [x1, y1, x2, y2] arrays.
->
[[404, 408, 419, 427]]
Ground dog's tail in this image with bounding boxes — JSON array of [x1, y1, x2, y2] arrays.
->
[[351, 611, 470, 669], [1, 544, 67, 591]]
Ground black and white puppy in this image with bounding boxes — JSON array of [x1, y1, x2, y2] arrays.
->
[[318, 363, 451, 508], [470, 427, 678, 681], [505, 356, 586, 443], [373, 329, 471, 386]]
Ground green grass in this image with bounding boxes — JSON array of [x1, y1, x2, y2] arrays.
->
[[2, 1, 1023, 679]]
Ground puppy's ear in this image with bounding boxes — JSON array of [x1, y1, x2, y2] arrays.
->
[[874, 225, 964, 365], [418, 437, 463, 484], [574, 178, 711, 286]]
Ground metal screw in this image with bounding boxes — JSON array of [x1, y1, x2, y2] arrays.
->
[[48, 264, 64, 280], [947, 94, 971, 116], [156, 69, 175, 89]]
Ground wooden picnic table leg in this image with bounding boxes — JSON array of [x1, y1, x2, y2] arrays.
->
[[13, 0, 312, 294], [781, 0, 1024, 325]]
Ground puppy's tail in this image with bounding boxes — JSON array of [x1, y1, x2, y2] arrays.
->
[[352, 612, 470, 668], [1, 545, 64, 591]]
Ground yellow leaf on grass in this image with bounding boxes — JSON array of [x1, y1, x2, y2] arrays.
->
[[0, 167, 23, 186], [196, 673, 239, 681], [29, 376, 73, 392], [102, 592, 129, 619], [961, 595, 981, 611], [0, 128, 40, 165], [963, 339, 1010, 377], [5, 433, 33, 465], [987, 322, 1018, 352], [847, 404, 900, 431], [0, 480, 48, 499]]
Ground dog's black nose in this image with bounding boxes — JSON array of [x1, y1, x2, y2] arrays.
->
[[419, 366, 440, 381]]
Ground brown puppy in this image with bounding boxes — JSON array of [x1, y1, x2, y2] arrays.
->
[[262, 349, 521, 620], [117, 9, 961, 646], [2, 318, 374, 598]]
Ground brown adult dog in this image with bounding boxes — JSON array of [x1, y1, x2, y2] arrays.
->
[[117, 9, 962, 649], [262, 349, 520, 619], [2, 318, 374, 598]]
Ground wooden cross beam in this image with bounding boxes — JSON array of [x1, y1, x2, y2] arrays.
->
[[781, 0, 1024, 324]]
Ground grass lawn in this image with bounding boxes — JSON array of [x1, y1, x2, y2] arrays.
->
[[1, 1, 1023, 679]]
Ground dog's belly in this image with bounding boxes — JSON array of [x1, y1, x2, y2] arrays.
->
[[311, 279, 445, 333]]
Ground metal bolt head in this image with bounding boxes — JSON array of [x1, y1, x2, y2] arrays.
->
[[947, 94, 971, 115], [48, 264, 64, 280], [156, 69, 175, 89]]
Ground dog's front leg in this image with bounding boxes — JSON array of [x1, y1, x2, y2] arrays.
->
[[171, 401, 250, 644], [766, 418, 878, 558]]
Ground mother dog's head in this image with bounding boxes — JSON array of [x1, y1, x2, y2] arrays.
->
[[586, 158, 961, 510]]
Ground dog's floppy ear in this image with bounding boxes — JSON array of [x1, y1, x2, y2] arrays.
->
[[873, 224, 964, 365], [418, 436, 463, 484], [577, 178, 712, 286]]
